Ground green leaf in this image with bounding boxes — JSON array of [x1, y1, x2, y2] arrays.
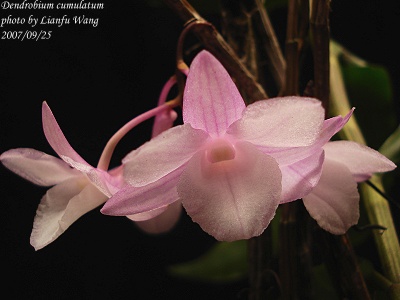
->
[[340, 59, 397, 149], [379, 126, 400, 165], [168, 240, 247, 283], [310, 264, 340, 300]]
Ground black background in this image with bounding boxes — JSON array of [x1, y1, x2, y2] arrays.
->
[[1, 1, 399, 299]]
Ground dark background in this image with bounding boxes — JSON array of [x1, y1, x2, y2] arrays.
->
[[1, 1, 399, 299]]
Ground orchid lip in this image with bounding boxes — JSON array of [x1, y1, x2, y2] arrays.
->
[[205, 138, 236, 163]]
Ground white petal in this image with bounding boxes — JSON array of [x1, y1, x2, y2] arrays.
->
[[245, 108, 353, 166], [30, 177, 107, 250], [227, 97, 324, 147], [1, 148, 80, 186], [324, 141, 396, 182]]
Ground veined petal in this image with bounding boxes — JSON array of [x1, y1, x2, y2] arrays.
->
[[280, 150, 325, 203], [303, 159, 360, 235], [324, 141, 397, 182], [101, 168, 182, 216], [227, 97, 325, 147], [131, 201, 182, 234], [30, 177, 107, 250], [0, 148, 80, 186], [42, 101, 91, 171], [183, 50, 246, 137], [177, 141, 282, 242], [122, 124, 209, 186]]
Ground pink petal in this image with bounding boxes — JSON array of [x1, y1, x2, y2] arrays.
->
[[30, 177, 108, 250], [42, 101, 91, 171], [320, 108, 354, 141], [255, 108, 354, 166], [324, 141, 396, 182], [177, 141, 282, 241], [122, 124, 209, 186], [152, 109, 178, 138], [42, 102, 143, 196], [101, 168, 182, 216], [183, 50, 246, 137], [280, 150, 325, 203], [227, 97, 325, 147], [126, 206, 169, 221], [86, 168, 122, 197], [152, 75, 178, 137], [1, 148, 80, 186], [303, 159, 360, 235], [131, 201, 182, 234]]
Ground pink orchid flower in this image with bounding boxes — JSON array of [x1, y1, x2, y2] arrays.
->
[[303, 140, 396, 234], [1, 95, 179, 250], [1, 102, 114, 250], [101, 50, 353, 241]]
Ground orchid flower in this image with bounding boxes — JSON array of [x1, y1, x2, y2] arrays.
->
[[1, 102, 113, 250], [303, 140, 396, 234], [101, 50, 354, 242], [1, 85, 179, 249]]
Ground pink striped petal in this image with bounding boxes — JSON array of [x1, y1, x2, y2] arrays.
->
[[1, 148, 80, 186], [227, 97, 325, 147], [280, 150, 325, 203], [122, 124, 209, 186], [183, 50, 246, 137], [42, 101, 91, 171], [303, 159, 360, 234], [324, 141, 396, 182], [30, 177, 108, 250], [101, 168, 182, 216], [177, 141, 282, 241]]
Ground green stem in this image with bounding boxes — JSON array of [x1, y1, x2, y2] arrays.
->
[[330, 42, 400, 297]]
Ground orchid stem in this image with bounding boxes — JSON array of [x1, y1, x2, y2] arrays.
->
[[279, 1, 313, 299], [162, 0, 268, 102], [97, 98, 179, 171], [310, 0, 330, 112], [310, 2, 371, 297], [330, 42, 400, 297], [247, 230, 273, 299]]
